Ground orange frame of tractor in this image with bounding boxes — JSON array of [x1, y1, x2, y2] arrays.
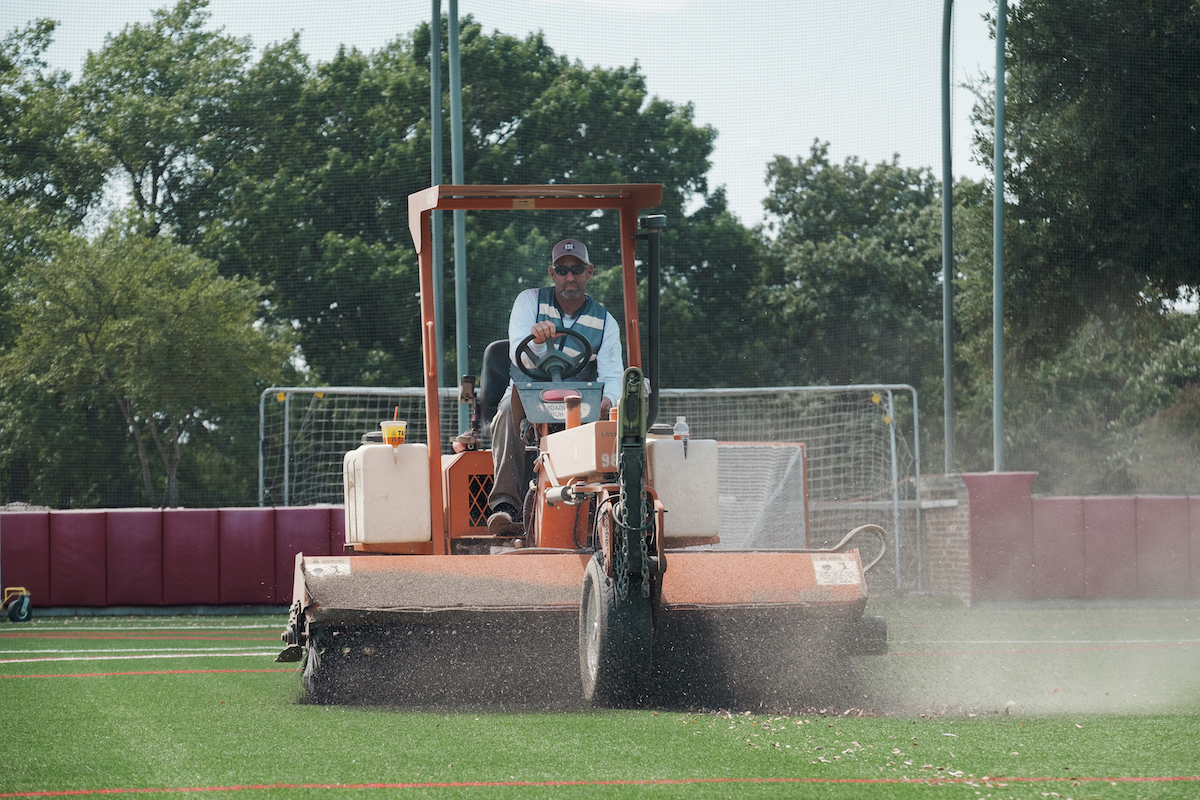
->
[[406, 183, 663, 554], [279, 182, 888, 708]]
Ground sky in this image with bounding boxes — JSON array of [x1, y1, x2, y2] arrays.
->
[[5, 0, 1000, 227]]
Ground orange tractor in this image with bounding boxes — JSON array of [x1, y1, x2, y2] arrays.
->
[[278, 184, 887, 708]]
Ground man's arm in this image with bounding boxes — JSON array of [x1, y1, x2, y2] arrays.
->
[[508, 288, 542, 370], [596, 311, 624, 408]]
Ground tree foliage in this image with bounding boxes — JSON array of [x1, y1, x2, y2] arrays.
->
[[201, 14, 722, 388], [758, 141, 943, 386], [943, 0, 1200, 489], [973, 0, 1200, 352], [76, 0, 256, 240], [0, 20, 105, 227], [1, 224, 287, 506]]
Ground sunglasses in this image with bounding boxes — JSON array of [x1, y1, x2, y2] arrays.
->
[[553, 263, 588, 276]]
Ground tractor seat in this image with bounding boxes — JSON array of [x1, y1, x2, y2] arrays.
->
[[478, 339, 511, 427]]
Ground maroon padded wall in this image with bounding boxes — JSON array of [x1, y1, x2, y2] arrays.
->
[[273, 507, 333, 604], [49, 511, 107, 607], [1193, 497, 1200, 598], [106, 510, 163, 606], [1032, 497, 1085, 600], [8, 490, 1200, 607], [1, 512, 51, 605], [218, 508, 275, 604], [163, 509, 220, 605], [961, 472, 1037, 602], [1082, 497, 1138, 599], [1135, 496, 1191, 599]]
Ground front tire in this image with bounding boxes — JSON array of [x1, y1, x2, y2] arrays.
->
[[302, 629, 339, 703], [579, 554, 653, 707]]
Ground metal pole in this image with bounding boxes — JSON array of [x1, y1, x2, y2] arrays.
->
[[282, 391, 291, 506], [640, 215, 666, 427], [941, 0, 956, 476], [887, 390, 902, 590], [430, 0, 445, 387], [910, 386, 924, 591], [993, 0, 1007, 472], [448, 1, 469, 433], [258, 388, 268, 505]]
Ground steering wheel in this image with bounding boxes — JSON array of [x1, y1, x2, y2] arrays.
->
[[515, 328, 594, 381]]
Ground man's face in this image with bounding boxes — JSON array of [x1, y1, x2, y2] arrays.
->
[[549, 255, 593, 304]]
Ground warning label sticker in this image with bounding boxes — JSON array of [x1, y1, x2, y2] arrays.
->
[[306, 557, 352, 578], [812, 554, 861, 586]]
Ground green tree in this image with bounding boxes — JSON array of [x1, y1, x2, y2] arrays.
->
[[758, 141, 943, 386], [972, 0, 1200, 352], [947, 176, 1194, 492], [0, 20, 106, 228], [201, 35, 429, 386], [944, 0, 1200, 487], [641, 189, 771, 388], [75, 0, 257, 241], [0, 21, 113, 507], [1, 19, 108, 345], [209, 15, 730, 389], [1, 224, 288, 507]]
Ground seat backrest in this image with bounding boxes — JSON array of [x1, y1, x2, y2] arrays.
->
[[479, 339, 511, 424]]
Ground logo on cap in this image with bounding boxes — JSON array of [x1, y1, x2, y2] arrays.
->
[[552, 238, 590, 266]]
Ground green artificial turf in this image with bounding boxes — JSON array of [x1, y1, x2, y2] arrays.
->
[[1, 601, 1198, 799]]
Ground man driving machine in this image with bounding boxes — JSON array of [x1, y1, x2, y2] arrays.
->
[[487, 238, 623, 535]]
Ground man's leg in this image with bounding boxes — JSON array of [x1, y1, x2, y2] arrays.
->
[[487, 391, 526, 535]]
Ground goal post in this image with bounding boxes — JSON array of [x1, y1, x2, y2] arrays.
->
[[260, 384, 923, 591], [657, 386, 922, 592], [258, 386, 459, 508]]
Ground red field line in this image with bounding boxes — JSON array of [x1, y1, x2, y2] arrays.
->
[[3, 775, 1199, 797], [888, 641, 1200, 658], [0, 668, 295, 679]]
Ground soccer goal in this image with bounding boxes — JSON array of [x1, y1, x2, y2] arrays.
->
[[260, 384, 922, 591], [258, 386, 459, 508]]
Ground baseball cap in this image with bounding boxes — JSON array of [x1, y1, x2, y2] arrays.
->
[[551, 239, 590, 265]]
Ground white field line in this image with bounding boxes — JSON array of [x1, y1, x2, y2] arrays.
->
[[11, 623, 282, 631], [0, 650, 282, 665]]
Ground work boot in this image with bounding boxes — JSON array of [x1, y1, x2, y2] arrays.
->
[[487, 502, 524, 536]]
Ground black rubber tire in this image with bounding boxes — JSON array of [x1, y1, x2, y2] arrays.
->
[[6, 595, 31, 623], [579, 553, 653, 707], [302, 633, 338, 704]]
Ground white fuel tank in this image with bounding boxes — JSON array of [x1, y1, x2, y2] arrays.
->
[[342, 443, 432, 544], [646, 438, 719, 543]]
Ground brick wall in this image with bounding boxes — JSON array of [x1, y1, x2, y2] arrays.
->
[[920, 474, 971, 604]]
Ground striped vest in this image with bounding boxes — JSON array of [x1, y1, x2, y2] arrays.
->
[[510, 287, 607, 383]]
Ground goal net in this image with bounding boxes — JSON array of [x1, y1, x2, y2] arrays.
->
[[657, 388, 920, 592], [258, 387, 459, 508], [260, 385, 921, 591]]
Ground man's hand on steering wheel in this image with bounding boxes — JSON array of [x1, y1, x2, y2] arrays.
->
[[515, 326, 593, 381], [530, 320, 558, 344]]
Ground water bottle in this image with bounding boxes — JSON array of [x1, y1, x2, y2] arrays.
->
[[673, 416, 689, 458]]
